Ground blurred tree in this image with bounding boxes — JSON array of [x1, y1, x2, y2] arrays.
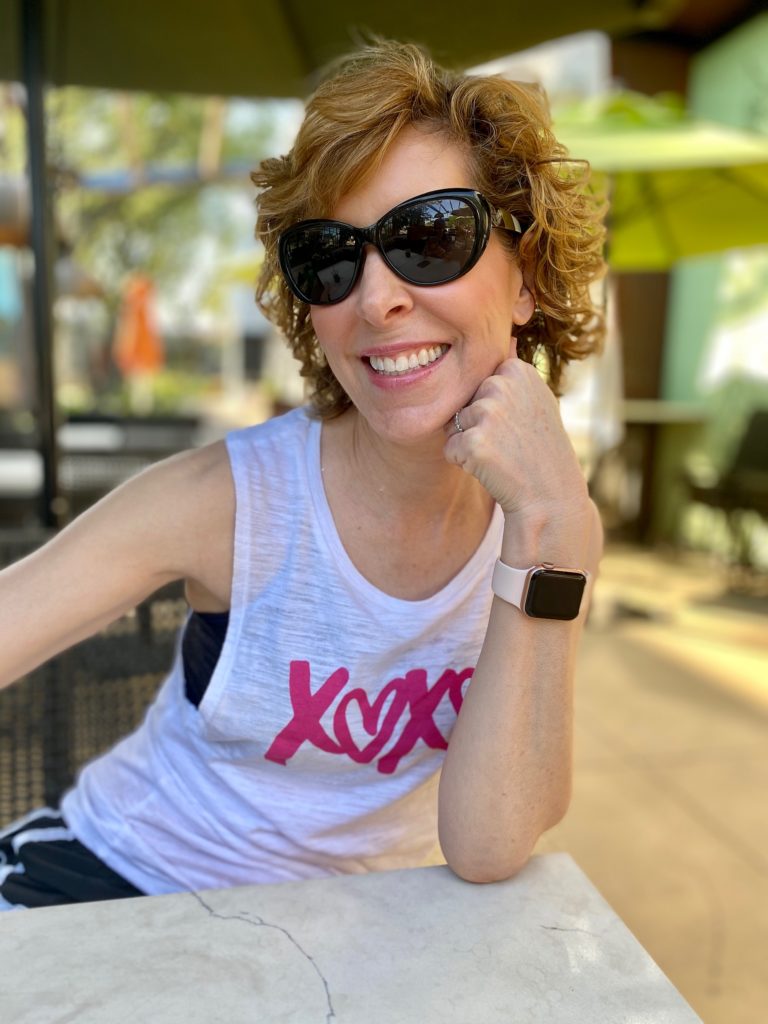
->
[[0, 84, 297, 415], [47, 88, 280, 306], [0, 85, 26, 175]]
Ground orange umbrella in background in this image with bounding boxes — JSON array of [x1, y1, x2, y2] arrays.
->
[[112, 274, 164, 374], [112, 274, 164, 412]]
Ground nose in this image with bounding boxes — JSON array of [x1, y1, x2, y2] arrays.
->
[[353, 246, 414, 325]]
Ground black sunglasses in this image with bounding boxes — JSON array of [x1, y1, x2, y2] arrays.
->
[[277, 188, 523, 306]]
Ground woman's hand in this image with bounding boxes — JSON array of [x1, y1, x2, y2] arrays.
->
[[443, 347, 590, 525]]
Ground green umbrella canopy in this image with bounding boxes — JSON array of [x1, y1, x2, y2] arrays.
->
[[1, 0, 682, 96], [554, 92, 768, 271]]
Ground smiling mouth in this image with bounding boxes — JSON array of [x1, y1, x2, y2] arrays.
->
[[367, 344, 448, 376]]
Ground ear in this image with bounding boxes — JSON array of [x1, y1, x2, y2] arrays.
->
[[511, 272, 535, 327]]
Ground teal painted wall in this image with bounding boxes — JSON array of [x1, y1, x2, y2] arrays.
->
[[651, 14, 768, 558], [688, 14, 768, 130], [661, 13, 768, 405], [663, 256, 721, 403]]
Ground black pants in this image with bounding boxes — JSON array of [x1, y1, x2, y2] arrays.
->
[[0, 808, 145, 910]]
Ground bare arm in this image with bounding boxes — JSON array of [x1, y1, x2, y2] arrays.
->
[[0, 441, 234, 690], [437, 499, 602, 882], [439, 352, 604, 882]]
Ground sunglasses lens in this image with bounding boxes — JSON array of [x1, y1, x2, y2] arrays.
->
[[380, 196, 480, 285], [282, 223, 359, 303]]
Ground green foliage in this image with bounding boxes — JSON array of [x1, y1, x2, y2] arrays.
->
[[47, 87, 283, 308], [553, 89, 688, 128], [0, 86, 26, 174], [693, 374, 768, 472], [0, 85, 296, 415]]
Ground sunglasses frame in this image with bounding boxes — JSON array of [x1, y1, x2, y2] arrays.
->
[[278, 188, 523, 306]]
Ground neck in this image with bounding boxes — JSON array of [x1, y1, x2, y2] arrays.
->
[[319, 407, 496, 600], [323, 407, 492, 528]]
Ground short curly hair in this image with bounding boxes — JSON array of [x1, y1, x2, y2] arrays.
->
[[252, 39, 607, 416]]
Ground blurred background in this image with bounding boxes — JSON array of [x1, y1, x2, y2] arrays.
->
[[0, 3, 766, 1022]]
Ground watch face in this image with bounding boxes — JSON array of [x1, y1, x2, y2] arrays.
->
[[524, 569, 586, 620]]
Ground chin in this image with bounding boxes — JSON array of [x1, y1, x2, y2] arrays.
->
[[361, 404, 450, 447]]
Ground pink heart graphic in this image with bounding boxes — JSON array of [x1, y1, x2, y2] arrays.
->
[[332, 679, 410, 763]]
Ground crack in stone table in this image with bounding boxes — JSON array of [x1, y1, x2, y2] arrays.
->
[[0, 853, 703, 1023], [188, 889, 337, 1023]]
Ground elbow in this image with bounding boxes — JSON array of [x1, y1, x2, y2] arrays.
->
[[441, 837, 537, 886], [545, 786, 572, 831], [447, 858, 531, 886], [440, 794, 573, 886]]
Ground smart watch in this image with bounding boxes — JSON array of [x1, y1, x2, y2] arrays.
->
[[491, 559, 588, 621]]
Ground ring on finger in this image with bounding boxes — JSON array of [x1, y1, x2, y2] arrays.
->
[[454, 410, 464, 433]]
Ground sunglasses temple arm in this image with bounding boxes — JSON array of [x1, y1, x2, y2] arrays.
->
[[492, 208, 523, 233]]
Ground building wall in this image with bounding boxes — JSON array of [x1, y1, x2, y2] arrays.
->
[[657, 13, 768, 561], [662, 12, 768, 406], [609, 15, 768, 549]]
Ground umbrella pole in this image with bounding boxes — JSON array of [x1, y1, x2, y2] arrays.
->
[[21, 0, 61, 529]]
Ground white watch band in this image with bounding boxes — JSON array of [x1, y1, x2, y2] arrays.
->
[[491, 559, 532, 609], [491, 558, 590, 618]]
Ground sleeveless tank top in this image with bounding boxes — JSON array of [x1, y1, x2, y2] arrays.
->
[[61, 407, 504, 895]]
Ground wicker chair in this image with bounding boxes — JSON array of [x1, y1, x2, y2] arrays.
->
[[0, 530, 187, 828]]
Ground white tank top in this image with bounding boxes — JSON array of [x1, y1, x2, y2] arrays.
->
[[62, 407, 503, 894]]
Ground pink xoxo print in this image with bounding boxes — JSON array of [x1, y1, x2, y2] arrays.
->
[[265, 660, 473, 774]]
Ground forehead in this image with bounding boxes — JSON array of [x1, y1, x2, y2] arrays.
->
[[331, 126, 474, 225]]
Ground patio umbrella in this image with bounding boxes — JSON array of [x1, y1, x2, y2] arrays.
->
[[1, 0, 681, 96], [554, 92, 768, 271]]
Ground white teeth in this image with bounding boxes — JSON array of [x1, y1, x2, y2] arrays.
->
[[368, 344, 447, 376]]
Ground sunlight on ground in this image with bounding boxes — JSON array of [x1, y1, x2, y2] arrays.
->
[[619, 621, 768, 712]]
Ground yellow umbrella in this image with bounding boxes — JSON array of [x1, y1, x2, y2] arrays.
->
[[555, 92, 768, 270]]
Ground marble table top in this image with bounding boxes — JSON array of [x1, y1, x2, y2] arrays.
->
[[1, 852, 702, 1023]]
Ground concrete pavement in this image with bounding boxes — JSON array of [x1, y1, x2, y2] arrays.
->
[[536, 543, 767, 1024]]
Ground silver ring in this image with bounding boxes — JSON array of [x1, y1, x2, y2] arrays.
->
[[454, 410, 464, 433]]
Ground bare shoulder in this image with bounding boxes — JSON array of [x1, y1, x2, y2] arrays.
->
[[122, 439, 236, 609], [163, 440, 236, 610], [103, 437, 232, 535], [0, 440, 235, 687], [63, 437, 235, 595], [154, 438, 235, 523], [146, 435, 231, 490]]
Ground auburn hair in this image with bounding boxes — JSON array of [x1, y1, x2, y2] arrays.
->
[[252, 39, 607, 417]]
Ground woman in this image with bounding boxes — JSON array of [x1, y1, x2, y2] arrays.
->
[[0, 40, 605, 909]]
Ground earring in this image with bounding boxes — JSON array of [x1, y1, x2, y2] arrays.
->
[[530, 305, 545, 326]]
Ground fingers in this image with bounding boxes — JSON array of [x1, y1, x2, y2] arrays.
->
[[445, 367, 521, 440], [444, 354, 547, 442], [444, 406, 471, 439], [443, 409, 473, 472]]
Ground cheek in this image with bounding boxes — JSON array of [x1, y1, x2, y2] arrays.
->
[[474, 283, 517, 340], [463, 288, 518, 369], [308, 308, 336, 355]]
